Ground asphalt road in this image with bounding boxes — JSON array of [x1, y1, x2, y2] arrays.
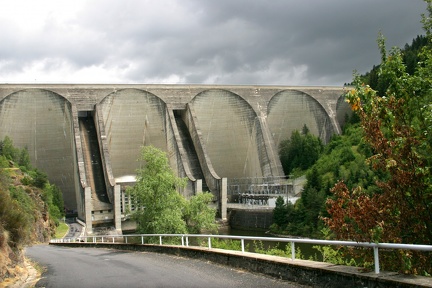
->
[[25, 245, 309, 288], [63, 221, 82, 239]]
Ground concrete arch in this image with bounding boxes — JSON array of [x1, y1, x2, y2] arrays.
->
[[190, 89, 266, 178], [267, 90, 336, 148], [0, 88, 77, 211], [98, 88, 168, 179]]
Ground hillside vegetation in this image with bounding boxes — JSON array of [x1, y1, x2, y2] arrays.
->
[[272, 116, 377, 238], [0, 136, 64, 283], [275, 1, 432, 275]]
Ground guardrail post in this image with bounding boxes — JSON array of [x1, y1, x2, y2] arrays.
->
[[186, 236, 189, 247], [208, 237, 211, 249], [374, 246, 380, 274], [291, 242, 295, 260], [241, 239, 245, 253], [159, 236, 162, 245], [125, 236, 128, 244], [141, 236, 144, 245], [112, 237, 115, 243], [181, 236, 184, 246], [102, 237, 104, 243]]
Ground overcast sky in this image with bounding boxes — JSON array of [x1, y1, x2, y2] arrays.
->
[[0, 0, 427, 86]]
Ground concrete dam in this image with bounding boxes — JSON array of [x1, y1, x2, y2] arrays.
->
[[0, 84, 350, 233]]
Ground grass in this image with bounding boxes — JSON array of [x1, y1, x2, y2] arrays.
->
[[54, 221, 69, 239]]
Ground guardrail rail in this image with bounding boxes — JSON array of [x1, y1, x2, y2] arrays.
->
[[51, 234, 432, 274]]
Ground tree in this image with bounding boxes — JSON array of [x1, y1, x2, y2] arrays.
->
[[127, 146, 216, 234], [271, 119, 378, 238], [127, 146, 188, 234], [183, 192, 217, 234], [272, 196, 287, 228], [279, 127, 324, 175], [0, 136, 19, 162], [18, 147, 31, 170], [42, 183, 65, 224], [325, 0, 432, 274]]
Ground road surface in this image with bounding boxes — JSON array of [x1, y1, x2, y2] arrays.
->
[[63, 219, 82, 239], [25, 245, 309, 288]]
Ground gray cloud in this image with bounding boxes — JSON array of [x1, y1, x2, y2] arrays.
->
[[0, 0, 427, 85]]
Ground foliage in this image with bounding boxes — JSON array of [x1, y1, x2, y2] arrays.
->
[[127, 146, 217, 234], [0, 136, 64, 220], [0, 137, 63, 248], [325, 1, 432, 275], [29, 169, 48, 189], [0, 186, 32, 249], [0, 136, 20, 164], [279, 125, 324, 175], [272, 196, 288, 228], [254, 240, 303, 259], [183, 192, 217, 234], [254, 240, 289, 257], [311, 228, 357, 266], [272, 120, 378, 238], [210, 238, 243, 251], [356, 35, 428, 94], [42, 183, 65, 224]]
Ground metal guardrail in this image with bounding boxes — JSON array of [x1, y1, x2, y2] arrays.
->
[[51, 234, 432, 274]]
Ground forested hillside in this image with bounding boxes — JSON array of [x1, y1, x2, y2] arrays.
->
[[0, 136, 64, 284], [276, 1, 432, 275], [357, 34, 428, 93], [273, 114, 380, 238], [274, 28, 430, 240]]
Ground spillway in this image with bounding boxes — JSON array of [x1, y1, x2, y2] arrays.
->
[[174, 110, 209, 192], [79, 114, 113, 225]]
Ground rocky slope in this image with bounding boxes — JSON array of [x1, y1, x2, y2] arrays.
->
[[0, 166, 54, 285]]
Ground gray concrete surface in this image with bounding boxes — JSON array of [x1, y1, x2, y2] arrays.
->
[[0, 89, 77, 211], [0, 84, 350, 230], [49, 242, 432, 288], [25, 245, 308, 288]]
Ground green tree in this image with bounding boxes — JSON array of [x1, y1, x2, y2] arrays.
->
[[30, 169, 48, 189], [42, 183, 65, 223], [183, 192, 217, 234], [0, 136, 19, 162], [357, 35, 428, 91], [325, 1, 432, 274], [127, 146, 187, 234], [271, 119, 378, 238], [272, 196, 287, 228], [18, 147, 31, 170], [127, 146, 216, 234], [279, 127, 323, 175]]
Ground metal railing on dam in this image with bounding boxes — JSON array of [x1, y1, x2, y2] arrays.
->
[[51, 233, 432, 275]]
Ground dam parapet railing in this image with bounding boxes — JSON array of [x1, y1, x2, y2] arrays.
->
[[51, 233, 432, 275]]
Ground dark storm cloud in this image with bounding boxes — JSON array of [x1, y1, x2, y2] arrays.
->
[[179, 0, 427, 84], [0, 0, 427, 85]]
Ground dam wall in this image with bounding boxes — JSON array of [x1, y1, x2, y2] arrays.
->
[[0, 84, 350, 230], [0, 88, 79, 212]]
